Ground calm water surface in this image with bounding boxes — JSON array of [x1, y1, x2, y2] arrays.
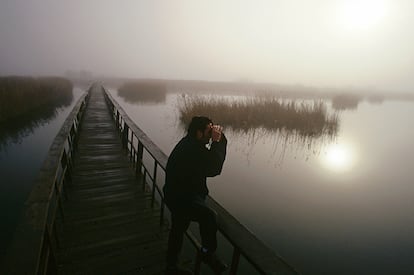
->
[[109, 88, 414, 275], [0, 88, 85, 258]]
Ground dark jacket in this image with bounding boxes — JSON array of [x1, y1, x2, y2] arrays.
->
[[163, 134, 227, 203]]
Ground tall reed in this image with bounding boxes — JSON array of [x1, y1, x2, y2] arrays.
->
[[178, 95, 338, 138], [0, 76, 73, 122], [118, 80, 167, 104]]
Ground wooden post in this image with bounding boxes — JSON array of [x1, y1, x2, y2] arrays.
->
[[143, 170, 147, 191], [55, 180, 65, 222], [194, 250, 202, 275], [116, 110, 120, 130], [136, 141, 144, 176], [44, 226, 58, 274], [230, 247, 241, 275], [129, 134, 134, 161], [122, 123, 129, 149], [151, 161, 157, 207]]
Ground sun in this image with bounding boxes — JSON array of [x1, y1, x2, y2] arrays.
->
[[337, 0, 388, 31]]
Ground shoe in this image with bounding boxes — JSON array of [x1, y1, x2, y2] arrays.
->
[[165, 266, 193, 275], [200, 251, 228, 274]]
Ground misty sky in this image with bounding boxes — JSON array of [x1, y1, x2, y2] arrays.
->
[[0, 0, 413, 92]]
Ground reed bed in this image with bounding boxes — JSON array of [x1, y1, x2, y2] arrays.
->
[[0, 76, 73, 122], [331, 93, 361, 110], [178, 95, 339, 137], [118, 80, 167, 104]]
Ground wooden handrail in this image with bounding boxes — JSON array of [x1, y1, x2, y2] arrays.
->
[[104, 87, 298, 275], [1, 88, 89, 274]]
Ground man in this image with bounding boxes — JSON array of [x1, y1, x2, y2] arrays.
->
[[163, 116, 227, 275]]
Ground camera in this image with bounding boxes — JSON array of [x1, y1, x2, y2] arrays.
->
[[211, 125, 223, 142]]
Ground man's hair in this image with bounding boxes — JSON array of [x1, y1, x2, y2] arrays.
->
[[187, 116, 212, 138]]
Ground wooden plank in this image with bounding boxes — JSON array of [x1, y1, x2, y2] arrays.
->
[[59, 238, 167, 274], [56, 85, 168, 274]]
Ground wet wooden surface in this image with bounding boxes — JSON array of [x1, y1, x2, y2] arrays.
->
[[57, 85, 168, 274]]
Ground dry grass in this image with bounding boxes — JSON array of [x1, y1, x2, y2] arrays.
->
[[118, 80, 167, 104], [178, 94, 339, 138], [0, 76, 73, 122]]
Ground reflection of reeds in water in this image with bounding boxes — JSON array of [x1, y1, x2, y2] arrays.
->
[[0, 76, 73, 150], [118, 80, 167, 104], [0, 106, 60, 151], [179, 95, 339, 138], [229, 126, 335, 167]]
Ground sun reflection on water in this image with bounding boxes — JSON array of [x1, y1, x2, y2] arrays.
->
[[321, 142, 356, 172]]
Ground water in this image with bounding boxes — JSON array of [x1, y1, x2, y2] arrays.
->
[[109, 88, 414, 275], [0, 87, 85, 259]]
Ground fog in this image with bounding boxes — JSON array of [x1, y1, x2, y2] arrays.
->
[[1, 0, 413, 93]]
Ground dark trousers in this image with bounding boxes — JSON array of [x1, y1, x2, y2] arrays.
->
[[166, 197, 218, 267]]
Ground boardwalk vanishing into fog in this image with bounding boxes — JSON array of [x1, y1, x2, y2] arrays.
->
[[2, 84, 298, 275], [56, 85, 168, 274]]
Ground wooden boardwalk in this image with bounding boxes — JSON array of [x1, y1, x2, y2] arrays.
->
[[2, 83, 298, 275], [56, 86, 168, 274]]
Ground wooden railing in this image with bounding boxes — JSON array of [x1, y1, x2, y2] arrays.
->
[[1, 89, 89, 274], [103, 87, 298, 275]]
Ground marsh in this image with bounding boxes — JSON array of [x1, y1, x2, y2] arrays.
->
[[110, 85, 414, 275]]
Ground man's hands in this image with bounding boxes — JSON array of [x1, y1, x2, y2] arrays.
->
[[211, 125, 223, 142]]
